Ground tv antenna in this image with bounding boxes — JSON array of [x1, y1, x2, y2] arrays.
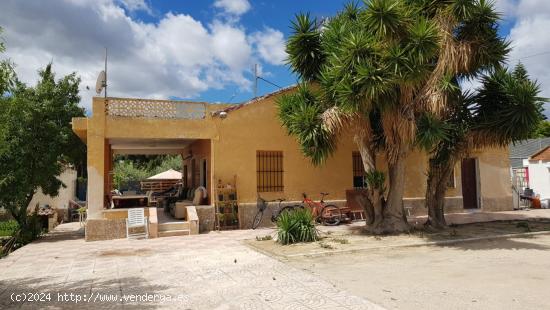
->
[[254, 63, 258, 98], [95, 48, 108, 98], [252, 63, 283, 99]]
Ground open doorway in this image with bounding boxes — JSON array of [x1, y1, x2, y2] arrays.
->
[[200, 159, 207, 188], [461, 158, 479, 209]]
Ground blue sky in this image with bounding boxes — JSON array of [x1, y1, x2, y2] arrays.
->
[[129, 0, 354, 104], [0, 0, 549, 112]]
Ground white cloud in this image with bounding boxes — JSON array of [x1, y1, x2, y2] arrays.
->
[[502, 0, 550, 102], [214, 0, 251, 16], [251, 28, 287, 66], [494, 0, 518, 19], [118, 0, 152, 15], [0, 0, 286, 112]]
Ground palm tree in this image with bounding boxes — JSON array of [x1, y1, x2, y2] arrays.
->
[[419, 65, 546, 229], [280, 0, 513, 233]]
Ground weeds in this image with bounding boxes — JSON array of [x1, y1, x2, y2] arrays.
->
[[516, 221, 531, 232], [255, 235, 273, 241], [332, 238, 349, 244]]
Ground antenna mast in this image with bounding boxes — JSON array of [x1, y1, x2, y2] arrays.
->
[[254, 63, 258, 98], [104, 47, 108, 99]]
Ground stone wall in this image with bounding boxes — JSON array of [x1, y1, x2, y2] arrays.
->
[[85, 219, 126, 241], [196, 205, 215, 233], [238, 200, 346, 229], [237, 196, 514, 228]]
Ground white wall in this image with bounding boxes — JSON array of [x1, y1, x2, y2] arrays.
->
[[27, 168, 77, 211], [527, 160, 550, 199]]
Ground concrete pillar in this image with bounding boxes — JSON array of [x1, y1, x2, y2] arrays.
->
[[87, 98, 107, 220]]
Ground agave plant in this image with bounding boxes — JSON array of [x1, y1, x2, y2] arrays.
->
[[276, 208, 318, 245]]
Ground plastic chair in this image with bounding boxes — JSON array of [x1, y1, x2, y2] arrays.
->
[[126, 208, 149, 239]]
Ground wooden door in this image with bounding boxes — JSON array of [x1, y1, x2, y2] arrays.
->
[[461, 158, 478, 209]]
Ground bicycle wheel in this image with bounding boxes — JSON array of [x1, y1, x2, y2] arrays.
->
[[252, 210, 264, 229], [321, 204, 341, 226]]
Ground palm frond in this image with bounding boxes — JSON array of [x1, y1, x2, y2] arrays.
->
[[277, 84, 339, 165], [471, 66, 547, 147], [362, 0, 408, 39], [286, 14, 325, 81]]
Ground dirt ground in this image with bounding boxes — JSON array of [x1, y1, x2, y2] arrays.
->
[[286, 233, 550, 310], [248, 220, 550, 258]]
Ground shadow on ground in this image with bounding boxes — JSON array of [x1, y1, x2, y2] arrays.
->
[[32, 227, 85, 244], [0, 276, 178, 309]]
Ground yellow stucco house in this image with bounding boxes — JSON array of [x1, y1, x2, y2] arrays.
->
[[72, 87, 514, 241]]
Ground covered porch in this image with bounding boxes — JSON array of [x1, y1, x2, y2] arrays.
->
[[72, 97, 223, 240]]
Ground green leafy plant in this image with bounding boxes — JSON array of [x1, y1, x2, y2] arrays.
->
[[112, 155, 183, 191], [0, 220, 18, 237], [276, 208, 318, 245], [516, 221, 531, 232]]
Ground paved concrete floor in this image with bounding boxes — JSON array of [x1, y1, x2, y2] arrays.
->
[[288, 234, 550, 310], [0, 223, 381, 309]]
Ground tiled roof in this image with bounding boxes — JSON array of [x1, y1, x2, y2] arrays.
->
[[509, 138, 550, 168], [530, 146, 550, 161], [212, 85, 297, 117]]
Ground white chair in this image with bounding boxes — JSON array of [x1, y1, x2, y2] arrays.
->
[[126, 208, 149, 239]]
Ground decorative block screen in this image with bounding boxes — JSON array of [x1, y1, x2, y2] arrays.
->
[[106, 99, 206, 119], [257, 151, 284, 192]]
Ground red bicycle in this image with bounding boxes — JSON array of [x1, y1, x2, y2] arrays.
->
[[302, 192, 342, 226]]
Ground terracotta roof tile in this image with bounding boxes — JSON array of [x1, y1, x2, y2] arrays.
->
[[212, 85, 297, 117], [530, 146, 550, 161]]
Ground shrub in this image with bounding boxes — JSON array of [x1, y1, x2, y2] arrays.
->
[[276, 208, 318, 245], [0, 220, 18, 237], [112, 161, 149, 190]]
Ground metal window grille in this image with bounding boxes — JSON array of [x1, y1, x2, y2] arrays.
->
[[352, 152, 366, 188], [512, 168, 528, 189], [447, 168, 456, 188], [257, 151, 284, 192]]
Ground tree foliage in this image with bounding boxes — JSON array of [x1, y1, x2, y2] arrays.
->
[[531, 121, 550, 138], [280, 0, 535, 233], [0, 63, 85, 242], [112, 155, 183, 190]]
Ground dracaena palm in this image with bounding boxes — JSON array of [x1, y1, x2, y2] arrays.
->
[[280, 0, 517, 234], [418, 64, 546, 229], [281, 0, 440, 233]]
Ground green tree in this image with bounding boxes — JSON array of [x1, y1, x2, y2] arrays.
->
[[0, 63, 85, 242], [418, 65, 545, 229], [112, 155, 183, 190], [530, 121, 550, 138], [280, 0, 508, 233]]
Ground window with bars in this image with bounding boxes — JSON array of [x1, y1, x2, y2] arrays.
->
[[257, 151, 284, 192], [352, 152, 366, 188]]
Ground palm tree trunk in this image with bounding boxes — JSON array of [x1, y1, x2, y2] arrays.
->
[[354, 133, 386, 233], [425, 158, 455, 229], [383, 148, 410, 233]]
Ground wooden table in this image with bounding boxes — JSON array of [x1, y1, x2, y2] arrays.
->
[[112, 195, 148, 209]]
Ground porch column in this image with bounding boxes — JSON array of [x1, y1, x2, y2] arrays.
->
[[87, 98, 107, 219]]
